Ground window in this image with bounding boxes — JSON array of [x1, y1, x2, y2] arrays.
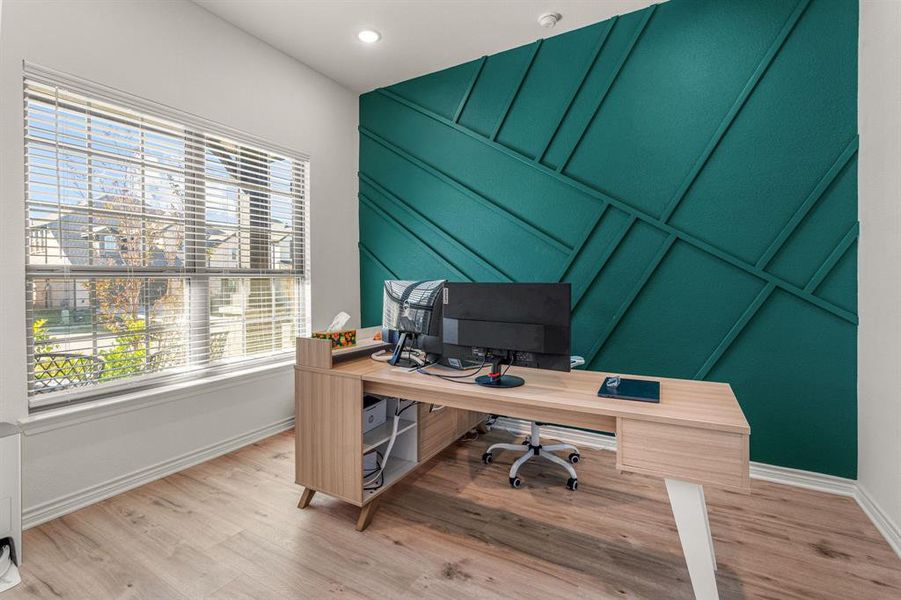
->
[[24, 69, 310, 410]]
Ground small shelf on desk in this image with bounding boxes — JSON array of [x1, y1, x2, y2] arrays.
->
[[363, 457, 418, 502], [332, 337, 388, 357], [363, 418, 417, 453]]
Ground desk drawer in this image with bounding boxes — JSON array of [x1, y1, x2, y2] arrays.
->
[[617, 418, 749, 492], [419, 403, 458, 461], [457, 409, 485, 434], [418, 404, 486, 461]]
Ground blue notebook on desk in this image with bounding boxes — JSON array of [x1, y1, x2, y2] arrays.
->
[[597, 377, 660, 403]]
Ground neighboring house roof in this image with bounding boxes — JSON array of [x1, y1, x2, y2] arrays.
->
[[33, 194, 293, 268], [35, 209, 182, 268]]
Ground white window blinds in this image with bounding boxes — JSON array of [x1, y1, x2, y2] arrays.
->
[[24, 69, 310, 409]]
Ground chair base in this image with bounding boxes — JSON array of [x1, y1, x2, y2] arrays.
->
[[482, 422, 580, 489]]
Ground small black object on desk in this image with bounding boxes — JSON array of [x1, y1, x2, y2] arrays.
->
[[598, 376, 660, 403]]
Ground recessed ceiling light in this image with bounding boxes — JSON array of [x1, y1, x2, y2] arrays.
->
[[357, 30, 381, 44]]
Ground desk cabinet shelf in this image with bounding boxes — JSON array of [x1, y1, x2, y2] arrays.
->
[[362, 418, 417, 453], [363, 458, 418, 501], [294, 337, 486, 525]]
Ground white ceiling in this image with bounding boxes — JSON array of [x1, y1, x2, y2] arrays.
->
[[194, 0, 659, 93]]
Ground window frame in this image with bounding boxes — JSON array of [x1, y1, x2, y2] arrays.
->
[[23, 63, 311, 412]]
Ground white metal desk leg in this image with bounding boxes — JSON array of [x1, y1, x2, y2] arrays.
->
[[665, 479, 718, 600]]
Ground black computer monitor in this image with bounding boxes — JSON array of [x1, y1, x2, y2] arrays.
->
[[441, 282, 571, 388]]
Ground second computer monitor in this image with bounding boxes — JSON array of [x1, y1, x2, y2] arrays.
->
[[441, 282, 571, 387]]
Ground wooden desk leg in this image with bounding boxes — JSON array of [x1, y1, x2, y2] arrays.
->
[[356, 499, 380, 532], [665, 479, 718, 600], [298, 488, 316, 509]]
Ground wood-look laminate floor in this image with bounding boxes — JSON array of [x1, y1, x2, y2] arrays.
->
[[7, 429, 901, 599]]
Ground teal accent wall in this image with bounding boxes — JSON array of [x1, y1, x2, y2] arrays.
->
[[358, 0, 859, 477]]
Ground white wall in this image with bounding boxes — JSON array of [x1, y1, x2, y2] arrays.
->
[[858, 0, 901, 548], [0, 0, 359, 520]]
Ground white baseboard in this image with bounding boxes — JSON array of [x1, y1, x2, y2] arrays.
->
[[493, 417, 900, 557], [22, 417, 295, 529], [856, 483, 901, 557], [747, 461, 857, 496]]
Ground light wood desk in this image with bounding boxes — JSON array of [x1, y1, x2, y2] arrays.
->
[[294, 337, 750, 600]]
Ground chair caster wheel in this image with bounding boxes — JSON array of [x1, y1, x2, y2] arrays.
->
[[568, 452, 581, 464], [509, 476, 523, 489], [566, 477, 578, 491], [482, 452, 493, 464], [521, 437, 530, 446]]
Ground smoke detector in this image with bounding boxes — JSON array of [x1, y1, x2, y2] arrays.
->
[[538, 12, 562, 28]]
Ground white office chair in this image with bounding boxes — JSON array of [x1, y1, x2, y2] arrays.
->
[[481, 356, 585, 490]]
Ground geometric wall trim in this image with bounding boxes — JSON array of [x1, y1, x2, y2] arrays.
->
[[359, 0, 858, 477]]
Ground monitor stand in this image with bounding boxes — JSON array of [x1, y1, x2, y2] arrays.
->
[[475, 357, 524, 388], [388, 332, 419, 368]]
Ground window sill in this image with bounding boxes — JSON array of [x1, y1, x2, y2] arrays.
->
[[18, 358, 295, 436]]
